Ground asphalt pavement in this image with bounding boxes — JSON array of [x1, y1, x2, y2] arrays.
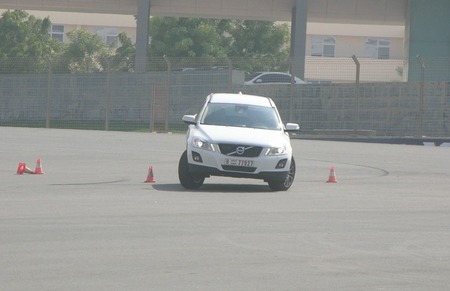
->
[[1, 127, 450, 291]]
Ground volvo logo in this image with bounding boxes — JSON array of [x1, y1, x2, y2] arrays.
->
[[227, 145, 253, 156], [236, 146, 246, 155]]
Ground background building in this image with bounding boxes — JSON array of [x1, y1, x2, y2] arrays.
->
[[304, 22, 405, 83], [1, 9, 406, 82], [0, 9, 136, 47]]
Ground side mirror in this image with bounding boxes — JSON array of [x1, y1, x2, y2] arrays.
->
[[285, 123, 300, 132], [182, 115, 197, 125], [254, 78, 262, 83]]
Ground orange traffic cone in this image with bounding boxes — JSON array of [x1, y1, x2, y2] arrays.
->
[[16, 162, 36, 174], [34, 158, 44, 174], [144, 165, 156, 183], [326, 165, 338, 183], [16, 162, 26, 175], [23, 164, 35, 174]]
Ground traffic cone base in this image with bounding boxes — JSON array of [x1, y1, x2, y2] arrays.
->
[[326, 166, 338, 183], [144, 165, 156, 183], [34, 158, 44, 174]]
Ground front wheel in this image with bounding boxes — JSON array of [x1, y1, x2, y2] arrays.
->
[[268, 157, 296, 191], [178, 150, 205, 189]]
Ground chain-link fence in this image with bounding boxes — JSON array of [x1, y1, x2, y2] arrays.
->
[[1, 56, 449, 137]]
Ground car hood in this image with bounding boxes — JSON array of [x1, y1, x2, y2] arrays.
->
[[193, 124, 291, 147]]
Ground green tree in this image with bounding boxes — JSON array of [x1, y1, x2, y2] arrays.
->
[[58, 29, 113, 73], [228, 20, 291, 72], [109, 32, 135, 72], [147, 17, 290, 72], [0, 10, 62, 73], [149, 17, 231, 58]]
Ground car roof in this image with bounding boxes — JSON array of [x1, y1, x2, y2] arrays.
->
[[248, 72, 307, 84], [255, 72, 290, 75], [208, 93, 274, 107]]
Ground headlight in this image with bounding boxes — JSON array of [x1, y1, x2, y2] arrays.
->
[[192, 137, 216, 151], [265, 146, 286, 156]]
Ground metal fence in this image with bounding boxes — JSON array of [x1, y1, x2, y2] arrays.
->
[[0, 56, 449, 137]]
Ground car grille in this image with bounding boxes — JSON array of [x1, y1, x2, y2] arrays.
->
[[218, 144, 263, 157], [222, 165, 257, 173]]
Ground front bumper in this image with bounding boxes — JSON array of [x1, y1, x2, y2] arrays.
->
[[188, 163, 289, 182]]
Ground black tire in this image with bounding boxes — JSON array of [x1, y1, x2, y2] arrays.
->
[[268, 157, 296, 191], [178, 150, 205, 189]]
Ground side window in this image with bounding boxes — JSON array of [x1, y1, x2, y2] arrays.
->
[[259, 74, 272, 83], [95, 27, 119, 47], [50, 25, 64, 42], [278, 74, 292, 83], [261, 74, 288, 83], [365, 38, 390, 59], [311, 35, 335, 57], [268, 74, 292, 83]]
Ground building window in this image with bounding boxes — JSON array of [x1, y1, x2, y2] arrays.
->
[[365, 38, 390, 59], [311, 36, 335, 57], [51, 25, 64, 42], [106, 34, 118, 46], [95, 27, 119, 47]]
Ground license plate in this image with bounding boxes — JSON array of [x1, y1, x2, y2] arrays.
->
[[224, 158, 253, 167]]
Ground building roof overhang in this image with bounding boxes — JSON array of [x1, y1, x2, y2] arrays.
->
[[1, 0, 407, 25]]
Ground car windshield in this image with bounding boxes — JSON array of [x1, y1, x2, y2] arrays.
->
[[200, 103, 281, 130]]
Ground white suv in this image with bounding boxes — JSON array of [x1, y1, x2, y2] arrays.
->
[[178, 92, 299, 191]]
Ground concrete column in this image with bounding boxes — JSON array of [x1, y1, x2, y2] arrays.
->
[[290, 0, 308, 80], [406, 0, 450, 81], [135, 0, 150, 73]]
